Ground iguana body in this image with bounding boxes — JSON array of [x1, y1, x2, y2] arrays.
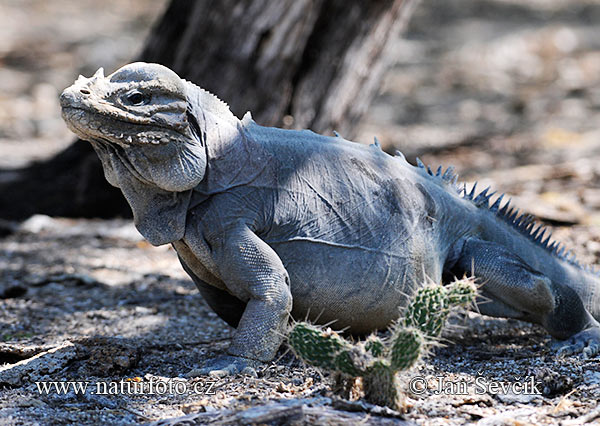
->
[[60, 63, 600, 374]]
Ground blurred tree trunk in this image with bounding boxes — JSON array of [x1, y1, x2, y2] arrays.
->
[[0, 0, 418, 220]]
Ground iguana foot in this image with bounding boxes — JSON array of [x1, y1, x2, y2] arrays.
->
[[186, 355, 261, 378], [554, 327, 600, 359]]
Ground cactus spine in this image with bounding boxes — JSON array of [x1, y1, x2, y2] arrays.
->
[[288, 278, 476, 410]]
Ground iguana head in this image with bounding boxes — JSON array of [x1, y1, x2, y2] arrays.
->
[[60, 62, 206, 192]]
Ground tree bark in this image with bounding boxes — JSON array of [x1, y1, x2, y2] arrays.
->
[[0, 0, 418, 220]]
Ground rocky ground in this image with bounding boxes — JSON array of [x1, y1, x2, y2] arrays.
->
[[2, 0, 600, 424]]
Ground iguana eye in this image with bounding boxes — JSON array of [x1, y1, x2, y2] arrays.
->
[[126, 91, 150, 106]]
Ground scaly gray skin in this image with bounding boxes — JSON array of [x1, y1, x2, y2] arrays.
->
[[60, 62, 600, 376]]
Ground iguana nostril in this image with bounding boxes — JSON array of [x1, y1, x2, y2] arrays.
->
[[80, 89, 90, 95]]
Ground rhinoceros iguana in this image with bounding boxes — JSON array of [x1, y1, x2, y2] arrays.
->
[[60, 62, 600, 376]]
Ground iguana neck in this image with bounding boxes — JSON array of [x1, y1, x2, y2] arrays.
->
[[184, 82, 271, 200], [90, 140, 192, 246]]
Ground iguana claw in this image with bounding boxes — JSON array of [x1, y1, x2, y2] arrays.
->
[[555, 327, 600, 359], [186, 355, 260, 378]]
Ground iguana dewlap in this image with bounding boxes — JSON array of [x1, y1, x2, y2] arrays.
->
[[60, 62, 600, 375]]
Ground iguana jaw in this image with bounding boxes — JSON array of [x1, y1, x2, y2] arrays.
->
[[60, 63, 191, 147]]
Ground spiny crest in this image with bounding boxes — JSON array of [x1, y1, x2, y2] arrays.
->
[[415, 157, 460, 190], [460, 181, 590, 269], [369, 136, 385, 152], [183, 80, 238, 127], [415, 158, 596, 273]]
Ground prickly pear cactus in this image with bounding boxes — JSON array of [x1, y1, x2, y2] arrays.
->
[[403, 279, 476, 337], [388, 327, 424, 371], [288, 278, 476, 410], [287, 323, 361, 375]]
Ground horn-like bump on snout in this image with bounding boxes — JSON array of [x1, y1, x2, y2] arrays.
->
[[93, 67, 105, 79]]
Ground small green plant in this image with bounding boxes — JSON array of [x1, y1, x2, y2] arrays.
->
[[288, 278, 476, 410]]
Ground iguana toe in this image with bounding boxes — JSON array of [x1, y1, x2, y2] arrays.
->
[[555, 327, 600, 359], [187, 355, 260, 377], [583, 343, 600, 359]]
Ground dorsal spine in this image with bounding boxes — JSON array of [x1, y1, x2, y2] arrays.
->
[[414, 157, 592, 272]]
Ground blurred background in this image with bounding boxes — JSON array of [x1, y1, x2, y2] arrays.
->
[[1, 0, 600, 228]]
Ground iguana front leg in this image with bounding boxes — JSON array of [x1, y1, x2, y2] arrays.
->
[[193, 221, 293, 376], [451, 237, 600, 357], [178, 256, 246, 328]]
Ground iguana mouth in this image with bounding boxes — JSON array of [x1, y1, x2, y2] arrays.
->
[[61, 105, 185, 146]]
